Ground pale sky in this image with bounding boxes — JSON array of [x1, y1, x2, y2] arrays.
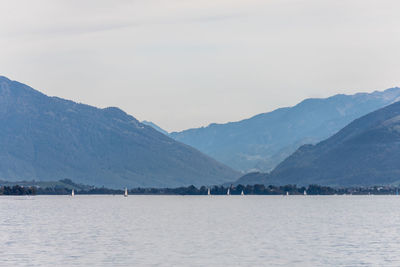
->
[[1, 0, 400, 132]]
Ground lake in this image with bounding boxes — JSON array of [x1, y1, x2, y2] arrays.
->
[[1, 195, 400, 266]]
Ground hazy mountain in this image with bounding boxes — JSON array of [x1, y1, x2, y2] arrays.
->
[[0, 76, 239, 188], [233, 172, 269, 186], [141, 120, 168, 135], [237, 101, 400, 186], [170, 88, 400, 172]]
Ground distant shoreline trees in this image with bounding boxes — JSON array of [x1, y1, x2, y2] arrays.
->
[[0, 185, 37, 195], [0, 183, 399, 196]]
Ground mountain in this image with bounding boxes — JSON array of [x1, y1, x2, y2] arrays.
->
[[170, 88, 400, 172], [141, 120, 168, 135], [0, 76, 239, 188], [237, 101, 400, 186], [233, 172, 269, 186]]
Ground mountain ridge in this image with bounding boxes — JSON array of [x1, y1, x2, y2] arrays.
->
[[141, 120, 169, 135], [0, 76, 239, 188], [236, 100, 400, 186], [170, 88, 400, 172]]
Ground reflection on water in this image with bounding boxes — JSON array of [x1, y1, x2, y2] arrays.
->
[[1, 195, 400, 266]]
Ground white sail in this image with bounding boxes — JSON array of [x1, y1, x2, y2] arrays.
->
[[241, 190, 244, 196], [286, 191, 289, 196], [124, 188, 128, 197], [71, 189, 74, 197], [208, 188, 211, 195], [304, 190, 307, 195], [227, 188, 230, 195]]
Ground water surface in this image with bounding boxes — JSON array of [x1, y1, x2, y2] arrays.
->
[[1, 195, 400, 266]]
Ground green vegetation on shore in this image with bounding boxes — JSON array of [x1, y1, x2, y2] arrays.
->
[[1, 181, 399, 196]]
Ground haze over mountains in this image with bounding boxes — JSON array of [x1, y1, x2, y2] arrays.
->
[[170, 88, 400, 172], [3, 74, 400, 189], [0, 76, 239, 188], [237, 100, 400, 186]]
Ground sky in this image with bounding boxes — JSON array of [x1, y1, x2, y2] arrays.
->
[[1, 0, 400, 132]]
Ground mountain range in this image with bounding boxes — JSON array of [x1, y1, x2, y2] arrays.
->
[[236, 100, 400, 186], [0, 76, 239, 188], [170, 88, 400, 172], [141, 120, 169, 135]]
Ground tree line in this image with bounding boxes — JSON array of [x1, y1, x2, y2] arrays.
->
[[1, 184, 399, 196]]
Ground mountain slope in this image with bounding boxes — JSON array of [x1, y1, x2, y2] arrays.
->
[[0, 76, 239, 188], [239, 101, 400, 186], [170, 88, 400, 172], [141, 120, 169, 135], [233, 172, 269, 186]]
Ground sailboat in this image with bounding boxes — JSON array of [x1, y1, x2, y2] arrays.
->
[[286, 191, 289, 196], [71, 189, 74, 197], [124, 188, 128, 197], [303, 190, 307, 195], [241, 190, 244, 196], [227, 188, 230, 195], [208, 188, 211, 196]]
